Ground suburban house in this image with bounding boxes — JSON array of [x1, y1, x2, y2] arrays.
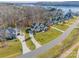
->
[[6, 27, 16, 39]]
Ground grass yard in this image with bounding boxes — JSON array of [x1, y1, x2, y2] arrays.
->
[[62, 28, 79, 50], [67, 46, 79, 58], [25, 32, 36, 50], [21, 29, 36, 50], [52, 16, 78, 31], [34, 28, 62, 45], [65, 27, 79, 58], [37, 28, 79, 58], [53, 24, 69, 31], [66, 16, 78, 25], [26, 39, 36, 50], [0, 39, 22, 58], [37, 43, 62, 58], [62, 29, 77, 45], [76, 24, 79, 28]]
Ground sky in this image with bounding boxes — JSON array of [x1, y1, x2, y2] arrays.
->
[[0, 0, 78, 3]]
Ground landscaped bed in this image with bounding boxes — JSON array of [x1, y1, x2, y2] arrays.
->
[[34, 28, 62, 45], [0, 39, 22, 58]]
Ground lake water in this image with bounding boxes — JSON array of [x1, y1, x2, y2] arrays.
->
[[40, 6, 79, 13], [18, 4, 79, 13]]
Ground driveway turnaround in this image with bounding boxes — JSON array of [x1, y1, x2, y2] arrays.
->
[[17, 33, 31, 54], [29, 31, 42, 49], [18, 17, 79, 58]]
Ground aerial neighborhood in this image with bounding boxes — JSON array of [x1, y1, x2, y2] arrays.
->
[[0, 1, 79, 58]]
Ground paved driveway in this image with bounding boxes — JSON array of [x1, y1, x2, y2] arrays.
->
[[29, 31, 41, 49], [18, 17, 79, 58], [17, 33, 31, 54]]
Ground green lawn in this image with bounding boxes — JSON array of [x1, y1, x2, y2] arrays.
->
[[34, 28, 62, 45], [21, 29, 36, 50], [66, 16, 78, 25], [52, 16, 78, 31], [62, 29, 77, 45], [37, 43, 62, 58], [25, 32, 36, 50], [67, 46, 79, 58], [26, 39, 36, 50], [65, 28, 79, 58], [60, 28, 79, 58], [0, 39, 22, 58], [37, 28, 79, 58], [62, 28, 79, 50], [53, 24, 69, 31], [76, 24, 79, 28]]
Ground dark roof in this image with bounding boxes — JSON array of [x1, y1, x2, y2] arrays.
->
[[7, 27, 16, 33]]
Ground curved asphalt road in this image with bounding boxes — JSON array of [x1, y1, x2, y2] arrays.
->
[[18, 17, 79, 58]]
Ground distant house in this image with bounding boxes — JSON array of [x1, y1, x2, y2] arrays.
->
[[64, 9, 73, 20], [6, 27, 16, 40]]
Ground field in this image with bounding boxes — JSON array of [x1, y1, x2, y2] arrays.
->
[[0, 39, 22, 58]]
